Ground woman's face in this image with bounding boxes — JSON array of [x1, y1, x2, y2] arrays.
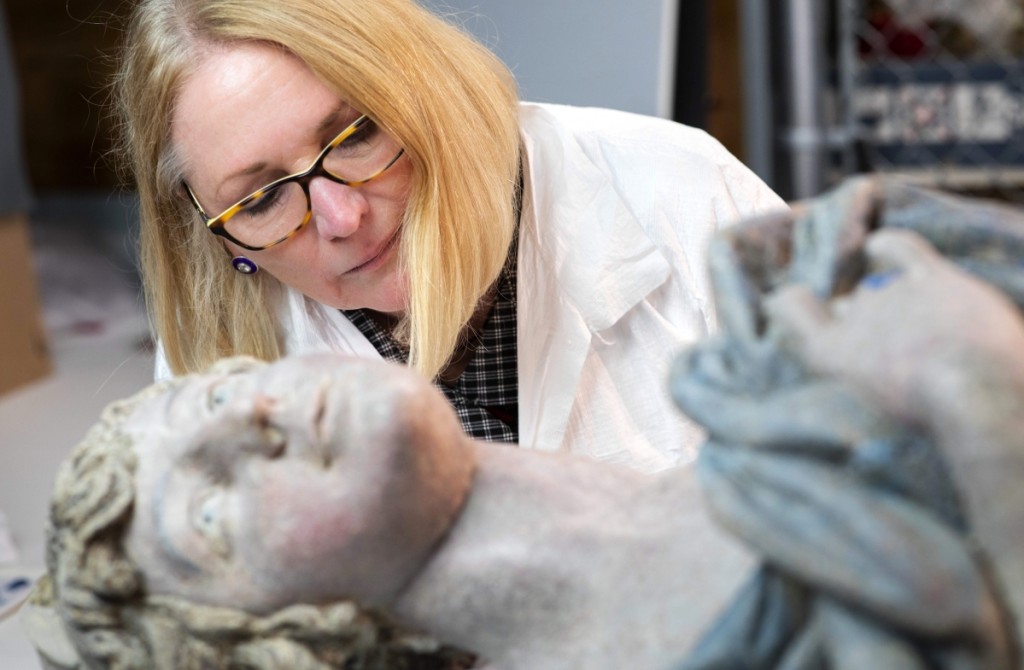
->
[[123, 355, 473, 613], [173, 42, 413, 314]]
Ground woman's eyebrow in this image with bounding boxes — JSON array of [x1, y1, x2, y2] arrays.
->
[[214, 103, 350, 197], [315, 104, 349, 135]]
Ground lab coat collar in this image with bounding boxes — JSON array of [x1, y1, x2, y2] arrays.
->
[[516, 104, 671, 449], [519, 104, 671, 331]]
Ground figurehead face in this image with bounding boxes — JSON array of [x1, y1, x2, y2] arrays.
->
[[124, 354, 474, 612]]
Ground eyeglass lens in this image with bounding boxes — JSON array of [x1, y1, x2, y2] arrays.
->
[[222, 119, 401, 248]]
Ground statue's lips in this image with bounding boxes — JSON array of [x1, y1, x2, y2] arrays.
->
[[311, 377, 334, 467]]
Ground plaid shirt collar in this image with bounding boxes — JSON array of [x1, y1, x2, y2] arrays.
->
[[342, 233, 519, 443]]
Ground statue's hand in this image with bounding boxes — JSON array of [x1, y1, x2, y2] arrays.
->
[[765, 227, 1024, 644], [764, 228, 1024, 429]]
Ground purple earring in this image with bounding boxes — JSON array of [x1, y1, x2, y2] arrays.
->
[[231, 256, 259, 275]]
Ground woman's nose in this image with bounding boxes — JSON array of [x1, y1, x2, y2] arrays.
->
[[308, 177, 369, 240]]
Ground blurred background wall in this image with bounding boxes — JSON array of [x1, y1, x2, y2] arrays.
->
[[4, 0, 135, 260], [421, 0, 681, 118]]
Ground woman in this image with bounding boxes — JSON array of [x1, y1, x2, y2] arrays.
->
[[116, 0, 786, 470]]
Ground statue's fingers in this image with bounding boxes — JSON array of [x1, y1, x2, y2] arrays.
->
[[775, 611, 825, 669], [863, 229, 943, 278], [955, 257, 1024, 309], [764, 285, 832, 336], [699, 446, 996, 639], [707, 235, 762, 346], [815, 599, 927, 670], [762, 285, 838, 375], [678, 567, 812, 670], [709, 208, 799, 347], [879, 179, 1024, 262], [789, 177, 877, 295], [673, 371, 887, 453]]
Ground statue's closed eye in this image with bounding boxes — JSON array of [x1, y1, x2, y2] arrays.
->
[[191, 490, 232, 558]]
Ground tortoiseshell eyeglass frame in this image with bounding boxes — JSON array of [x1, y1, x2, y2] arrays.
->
[[182, 114, 405, 252]]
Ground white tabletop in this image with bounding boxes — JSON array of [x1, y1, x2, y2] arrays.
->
[[0, 321, 154, 668], [0, 566, 44, 670]]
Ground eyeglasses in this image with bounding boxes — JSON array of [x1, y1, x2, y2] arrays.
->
[[183, 115, 405, 251]]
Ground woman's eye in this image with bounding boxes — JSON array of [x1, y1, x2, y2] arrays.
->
[[344, 121, 375, 145], [239, 186, 287, 219], [192, 490, 231, 557]]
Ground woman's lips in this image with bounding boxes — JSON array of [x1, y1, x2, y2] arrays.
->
[[345, 229, 400, 275]]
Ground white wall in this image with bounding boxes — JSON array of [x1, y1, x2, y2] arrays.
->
[[424, 0, 679, 118]]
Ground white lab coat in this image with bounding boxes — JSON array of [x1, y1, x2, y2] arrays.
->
[[157, 102, 787, 472]]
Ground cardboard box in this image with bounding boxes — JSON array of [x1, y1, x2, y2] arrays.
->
[[0, 213, 51, 395]]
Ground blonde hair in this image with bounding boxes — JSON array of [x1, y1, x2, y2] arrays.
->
[[32, 358, 476, 669], [114, 0, 521, 378]]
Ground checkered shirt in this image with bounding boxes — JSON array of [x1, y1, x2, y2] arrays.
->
[[342, 246, 519, 444]]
